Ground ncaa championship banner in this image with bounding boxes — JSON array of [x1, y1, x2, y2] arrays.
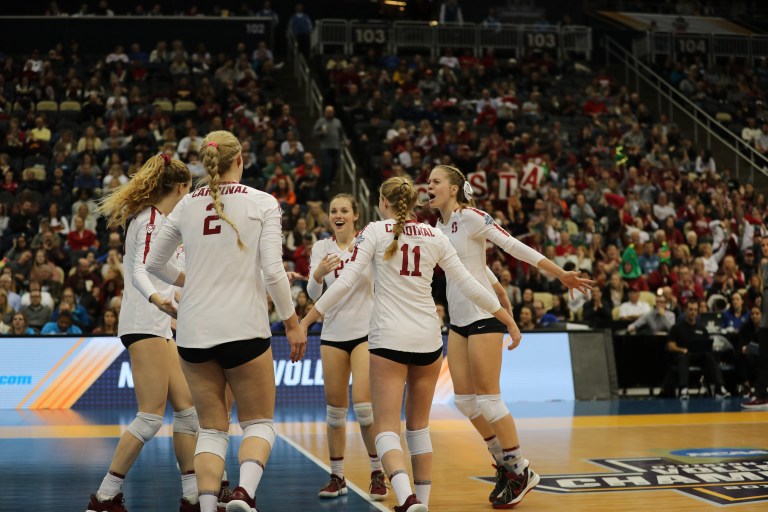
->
[[0, 332, 575, 409]]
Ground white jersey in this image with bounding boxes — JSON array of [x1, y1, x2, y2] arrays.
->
[[120, 206, 175, 339], [436, 207, 544, 327], [307, 237, 373, 341], [144, 183, 294, 349], [314, 219, 502, 353]]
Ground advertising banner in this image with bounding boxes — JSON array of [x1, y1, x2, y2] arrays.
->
[[0, 332, 574, 409]]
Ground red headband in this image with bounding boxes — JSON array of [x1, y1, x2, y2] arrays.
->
[[206, 142, 219, 148], [160, 153, 171, 165]]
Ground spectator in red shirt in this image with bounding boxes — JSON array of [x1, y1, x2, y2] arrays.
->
[[292, 233, 314, 277], [66, 216, 98, 252]]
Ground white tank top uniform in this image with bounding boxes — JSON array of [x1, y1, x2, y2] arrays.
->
[[142, 183, 295, 349], [122, 206, 179, 339], [436, 207, 544, 328], [313, 219, 503, 353], [307, 236, 373, 341]]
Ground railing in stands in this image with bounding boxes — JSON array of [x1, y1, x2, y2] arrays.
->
[[312, 20, 592, 61], [634, 31, 768, 67], [288, 31, 373, 223], [605, 36, 768, 185]]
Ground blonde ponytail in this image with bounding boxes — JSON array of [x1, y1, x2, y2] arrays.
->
[[200, 131, 247, 251], [98, 154, 190, 228]]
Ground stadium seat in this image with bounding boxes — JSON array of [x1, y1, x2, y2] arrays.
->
[[153, 100, 173, 113], [534, 292, 553, 311], [36, 101, 58, 114], [638, 291, 656, 308], [59, 101, 82, 112], [174, 101, 196, 114]]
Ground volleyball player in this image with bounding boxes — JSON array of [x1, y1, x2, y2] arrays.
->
[[87, 154, 199, 512], [143, 130, 306, 512], [427, 164, 593, 509], [307, 194, 387, 501], [300, 177, 522, 512]]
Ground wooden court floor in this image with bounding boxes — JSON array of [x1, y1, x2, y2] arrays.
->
[[1, 400, 766, 511]]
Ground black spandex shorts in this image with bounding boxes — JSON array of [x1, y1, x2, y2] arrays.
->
[[177, 338, 271, 370], [120, 333, 167, 348], [450, 317, 507, 339], [320, 336, 367, 354], [369, 346, 442, 366]]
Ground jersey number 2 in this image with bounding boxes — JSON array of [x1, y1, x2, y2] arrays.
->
[[399, 244, 422, 277], [203, 203, 221, 235]]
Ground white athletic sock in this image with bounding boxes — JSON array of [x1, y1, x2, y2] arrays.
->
[[181, 471, 198, 503], [414, 480, 431, 507], [502, 446, 524, 475], [199, 492, 218, 512], [330, 457, 344, 479], [369, 453, 383, 472], [390, 471, 412, 506], [485, 435, 504, 464], [96, 470, 124, 501], [239, 460, 264, 499]]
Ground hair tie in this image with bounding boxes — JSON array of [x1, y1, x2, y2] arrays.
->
[[463, 180, 473, 198], [160, 153, 171, 166], [394, 235, 399, 240], [205, 142, 219, 149]]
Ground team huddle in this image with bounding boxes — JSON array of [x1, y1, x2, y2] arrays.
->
[[86, 130, 592, 512]]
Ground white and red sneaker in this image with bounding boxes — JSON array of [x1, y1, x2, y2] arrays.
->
[[741, 398, 768, 410], [492, 466, 540, 509], [318, 474, 347, 498], [86, 493, 127, 512], [368, 470, 388, 501], [393, 494, 427, 512], [224, 487, 257, 512]]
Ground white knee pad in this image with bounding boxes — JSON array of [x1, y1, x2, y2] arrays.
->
[[196, 428, 229, 460], [173, 407, 199, 436], [453, 394, 481, 420], [406, 427, 432, 456], [476, 394, 509, 424], [240, 418, 276, 449], [375, 431, 402, 459], [126, 412, 164, 444], [353, 402, 374, 427], [326, 405, 347, 429]]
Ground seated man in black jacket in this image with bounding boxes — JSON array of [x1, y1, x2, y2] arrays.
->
[[667, 301, 730, 399]]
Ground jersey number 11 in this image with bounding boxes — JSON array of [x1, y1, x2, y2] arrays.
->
[[399, 244, 422, 277]]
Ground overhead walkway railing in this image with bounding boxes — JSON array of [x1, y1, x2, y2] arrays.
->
[[313, 19, 592, 61]]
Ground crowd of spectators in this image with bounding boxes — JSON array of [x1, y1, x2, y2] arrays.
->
[[0, 16, 333, 335], [319, 44, 766, 392], [658, 55, 768, 148]]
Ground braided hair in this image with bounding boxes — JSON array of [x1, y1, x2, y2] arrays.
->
[[200, 130, 247, 251], [380, 176, 417, 260]]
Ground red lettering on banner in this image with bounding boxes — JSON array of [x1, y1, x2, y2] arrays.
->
[[497, 171, 518, 199], [467, 171, 488, 199], [520, 165, 539, 191]]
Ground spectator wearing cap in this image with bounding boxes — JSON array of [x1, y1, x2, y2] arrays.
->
[[618, 286, 651, 321]]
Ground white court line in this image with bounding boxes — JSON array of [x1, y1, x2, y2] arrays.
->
[[277, 433, 390, 512]]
